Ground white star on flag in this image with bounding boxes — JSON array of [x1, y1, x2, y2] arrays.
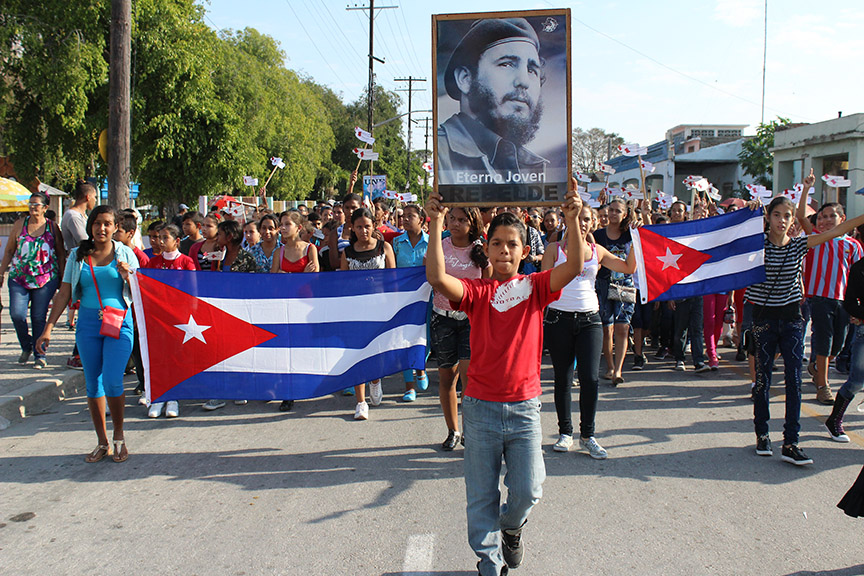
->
[[174, 315, 212, 344], [656, 247, 683, 271]]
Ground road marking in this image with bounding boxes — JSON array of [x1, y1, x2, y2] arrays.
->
[[402, 533, 435, 574], [727, 359, 864, 447]]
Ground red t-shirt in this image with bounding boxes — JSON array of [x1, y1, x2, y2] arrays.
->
[[131, 246, 150, 268], [146, 253, 197, 271], [452, 268, 561, 402], [378, 224, 402, 244]]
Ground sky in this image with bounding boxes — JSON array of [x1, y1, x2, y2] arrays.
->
[[203, 0, 864, 149]]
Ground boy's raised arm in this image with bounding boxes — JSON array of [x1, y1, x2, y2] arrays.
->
[[425, 194, 465, 304], [797, 168, 815, 235]]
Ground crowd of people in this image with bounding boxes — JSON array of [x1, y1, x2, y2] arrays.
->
[[4, 174, 864, 573]]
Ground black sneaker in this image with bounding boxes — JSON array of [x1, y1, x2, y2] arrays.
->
[[781, 444, 813, 466], [476, 562, 508, 576], [632, 354, 646, 371], [279, 400, 294, 412], [654, 347, 669, 360], [735, 349, 747, 361], [442, 430, 461, 451], [755, 434, 772, 456], [501, 526, 524, 568], [133, 384, 145, 396], [694, 363, 711, 374]]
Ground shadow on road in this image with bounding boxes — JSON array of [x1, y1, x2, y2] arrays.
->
[[784, 566, 864, 576]]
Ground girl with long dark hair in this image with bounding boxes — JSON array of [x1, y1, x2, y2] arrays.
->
[[430, 206, 490, 449], [36, 206, 138, 463]]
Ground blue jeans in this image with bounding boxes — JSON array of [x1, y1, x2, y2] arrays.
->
[[8, 276, 59, 360], [839, 325, 864, 399], [463, 395, 545, 576], [752, 316, 805, 445]]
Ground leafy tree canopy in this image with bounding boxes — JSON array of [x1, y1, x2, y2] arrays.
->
[[0, 3, 420, 207], [571, 127, 625, 175], [738, 117, 790, 189]]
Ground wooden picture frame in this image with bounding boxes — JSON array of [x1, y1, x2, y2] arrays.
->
[[432, 9, 572, 207]]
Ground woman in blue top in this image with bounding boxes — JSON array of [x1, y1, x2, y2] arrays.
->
[[392, 204, 430, 402], [37, 206, 138, 463]]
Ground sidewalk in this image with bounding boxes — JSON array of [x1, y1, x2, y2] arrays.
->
[[0, 301, 85, 429]]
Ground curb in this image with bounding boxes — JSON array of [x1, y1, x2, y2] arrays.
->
[[0, 371, 86, 430]]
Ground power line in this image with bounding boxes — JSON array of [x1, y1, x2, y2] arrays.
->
[[396, 2, 425, 74], [302, 1, 367, 86], [314, 0, 364, 62], [283, 0, 354, 95], [395, 76, 426, 188], [562, 10, 815, 122], [385, 8, 422, 77]]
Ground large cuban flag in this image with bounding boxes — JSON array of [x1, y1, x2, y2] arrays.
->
[[129, 268, 432, 403], [631, 207, 766, 303]]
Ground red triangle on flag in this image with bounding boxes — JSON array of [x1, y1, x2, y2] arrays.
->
[[134, 273, 276, 401], [639, 227, 712, 301]]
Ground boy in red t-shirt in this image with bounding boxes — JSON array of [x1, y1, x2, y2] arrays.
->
[[426, 184, 583, 576]]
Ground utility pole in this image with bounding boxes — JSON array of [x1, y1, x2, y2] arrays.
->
[[760, 0, 768, 125], [395, 76, 426, 190], [346, 2, 397, 175], [108, 0, 131, 209]]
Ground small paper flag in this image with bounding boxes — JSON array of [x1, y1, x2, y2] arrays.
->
[[355, 126, 375, 145]]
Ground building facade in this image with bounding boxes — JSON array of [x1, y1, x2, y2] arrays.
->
[[772, 113, 864, 211]]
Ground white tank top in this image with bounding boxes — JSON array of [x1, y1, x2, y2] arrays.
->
[[549, 242, 600, 313]]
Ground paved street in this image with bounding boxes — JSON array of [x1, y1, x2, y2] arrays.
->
[[2, 346, 864, 576]]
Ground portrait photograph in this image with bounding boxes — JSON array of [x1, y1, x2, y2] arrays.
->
[[433, 9, 571, 206]]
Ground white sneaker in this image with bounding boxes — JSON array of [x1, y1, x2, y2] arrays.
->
[[354, 401, 369, 420], [553, 434, 573, 452], [138, 395, 149, 406], [580, 436, 608, 460], [165, 401, 180, 418], [148, 402, 165, 418], [369, 381, 383, 406]]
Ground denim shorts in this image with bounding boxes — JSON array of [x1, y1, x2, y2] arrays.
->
[[597, 279, 634, 326], [810, 296, 849, 357], [430, 311, 471, 369]]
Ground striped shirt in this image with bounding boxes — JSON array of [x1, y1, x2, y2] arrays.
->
[[803, 233, 863, 300], [745, 235, 809, 307]]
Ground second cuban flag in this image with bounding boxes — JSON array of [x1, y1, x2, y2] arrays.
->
[[632, 207, 766, 303]]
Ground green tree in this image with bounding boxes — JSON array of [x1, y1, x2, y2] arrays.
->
[[738, 117, 790, 188], [131, 0, 246, 207], [571, 127, 625, 174], [213, 28, 335, 201], [332, 83, 424, 198], [0, 2, 110, 186]]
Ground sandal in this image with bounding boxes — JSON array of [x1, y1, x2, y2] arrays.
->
[[112, 438, 128, 463], [85, 444, 112, 463]]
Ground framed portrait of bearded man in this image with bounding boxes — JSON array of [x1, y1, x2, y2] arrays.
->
[[433, 9, 571, 206]]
